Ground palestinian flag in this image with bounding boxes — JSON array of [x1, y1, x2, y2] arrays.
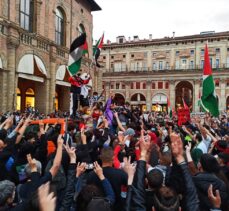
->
[[68, 33, 88, 75], [93, 33, 104, 68], [167, 97, 172, 118], [199, 44, 219, 117]]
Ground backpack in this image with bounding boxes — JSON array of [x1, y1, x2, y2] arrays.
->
[[45, 159, 66, 191]]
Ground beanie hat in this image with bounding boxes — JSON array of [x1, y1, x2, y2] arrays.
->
[[123, 128, 135, 136]]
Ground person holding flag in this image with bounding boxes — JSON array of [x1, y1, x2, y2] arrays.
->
[[199, 44, 219, 117], [93, 33, 104, 68], [68, 33, 89, 118]]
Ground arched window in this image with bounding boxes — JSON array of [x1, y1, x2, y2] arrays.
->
[[55, 7, 65, 45], [25, 88, 35, 108], [79, 23, 85, 35], [20, 0, 34, 32], [16, 88, 21, 111]]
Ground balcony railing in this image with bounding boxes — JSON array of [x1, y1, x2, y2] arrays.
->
[[110, 64, 229, 72], [105, 64, 229, 76]]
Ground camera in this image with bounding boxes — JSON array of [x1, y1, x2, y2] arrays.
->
[[113, 106, 124, 113], [85, 163, 94, 170]]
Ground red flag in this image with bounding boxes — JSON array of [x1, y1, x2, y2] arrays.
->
[[182, 98, 189, 110]]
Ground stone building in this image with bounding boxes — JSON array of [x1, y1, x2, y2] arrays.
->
[[0, 0, 101, 113], [96, 32, 229, 112]]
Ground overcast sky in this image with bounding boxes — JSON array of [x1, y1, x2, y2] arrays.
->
[[92, 0, 229, 43]]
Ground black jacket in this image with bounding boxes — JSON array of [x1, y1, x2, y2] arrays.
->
[[193, 172, 229, 211], [59, 163, 77, 211], [126, 160, 146, 211], [126, 161, 199, 211]]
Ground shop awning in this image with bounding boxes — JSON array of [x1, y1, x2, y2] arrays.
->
[[17, 54, 47, 82], [56, 65, 71, 87]]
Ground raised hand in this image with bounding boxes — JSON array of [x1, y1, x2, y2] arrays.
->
[[123, 156, 136, 185], [27, 154, 37, 172], [76, 162, 86, 177], [139, 130, 152, 161], [57, 134, 64, 146], [94, 161, 105, 180], [208, 184, 221, 209], [170, 132, 185, 164], [25, 114, 33, 125], [38, 182, 56, 211], [80, 128, 87, 144], [63, 143, 76, 163]]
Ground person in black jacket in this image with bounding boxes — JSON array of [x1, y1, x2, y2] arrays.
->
[[193, 154, 229, 211], [125, 131, 200, 211]]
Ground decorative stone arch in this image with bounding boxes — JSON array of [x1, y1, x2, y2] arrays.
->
[[130, 93, 146, 111], [175, 80, 194, 87], [130, 93, 146, 102], [152, 93, 168, 112], [114, 93, 125, 106], [152, 93, 168, 104], [175, 81, 193, 109]]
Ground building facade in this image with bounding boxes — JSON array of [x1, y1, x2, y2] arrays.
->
[[96, 32, 229, 112], [0, 0, 101, 113]]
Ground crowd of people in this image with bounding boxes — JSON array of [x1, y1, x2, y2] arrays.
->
[[0, 92, 228, 211]]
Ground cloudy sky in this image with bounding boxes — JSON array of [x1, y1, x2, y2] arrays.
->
[[92, 0, 229, 43]]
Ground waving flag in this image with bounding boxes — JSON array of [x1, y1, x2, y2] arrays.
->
[[199, 45, 219, 117], [68, 33, 88, 75], [93, 33, 104, 68], [182, 98, 189, 110]]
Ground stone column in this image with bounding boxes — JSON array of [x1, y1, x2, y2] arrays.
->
[[125, 81, 130, 102], [97, 69, 103, 94], [126, 52, 130, 71], [170, 48, 175, 68], [169, 80, 175, 109], [146, 80, 152, 111], [147, 50, 152, 71], [194, 80, 200, 112], [0, 70, 8, 112], [7, 34, 19, 111], [35, 0, 43, 33], [220, 79, 226, 112], [106, 50, 110, 71], [48, 60, 56, 113], [105, 81, 110, 101]]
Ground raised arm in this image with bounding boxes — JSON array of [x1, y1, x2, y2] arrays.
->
[[170, 133, 199, 211], [16, 114, 33, 144], [49, 135, 63, 178], [94, 161, 115, 205], [113, 112, 126, 132]]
